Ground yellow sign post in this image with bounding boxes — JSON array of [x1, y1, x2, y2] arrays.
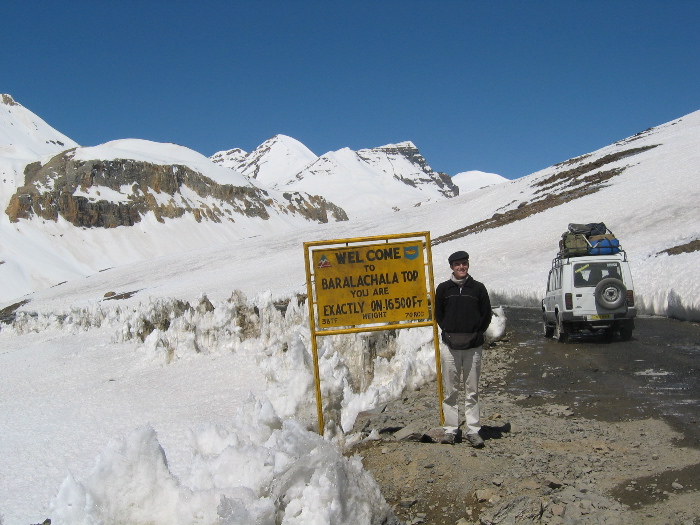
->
[[303, 232, 444, 435]]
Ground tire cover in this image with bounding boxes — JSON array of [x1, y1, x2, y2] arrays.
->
[[595, 278, 627, 310]]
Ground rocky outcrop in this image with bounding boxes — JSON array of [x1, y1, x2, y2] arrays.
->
[[5, 150, 348, 227], [2, 94, 20, 106], [210, 147, 247, 168], [281, 191, 347, 223]]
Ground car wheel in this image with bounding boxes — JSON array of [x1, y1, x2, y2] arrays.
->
[[595, 278, 627, 310], [553, 313, 568, 343], [543, 320, 554, 338]]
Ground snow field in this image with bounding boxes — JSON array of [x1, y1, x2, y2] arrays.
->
[[2, 291, 509, 524]]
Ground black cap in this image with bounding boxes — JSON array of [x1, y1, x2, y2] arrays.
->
[[448, 250, 469, 264]]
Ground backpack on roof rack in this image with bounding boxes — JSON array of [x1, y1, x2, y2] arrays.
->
[[558, 222, 621, 257], [559, 233, 589, 256]]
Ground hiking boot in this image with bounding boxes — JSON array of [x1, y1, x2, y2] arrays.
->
[[440, 427, 462, 444], [465, 432, 485, 448]]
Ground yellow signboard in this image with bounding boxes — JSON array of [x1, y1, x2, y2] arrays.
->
[[311, 240, 429, 328], [303, 232, 444, 435]]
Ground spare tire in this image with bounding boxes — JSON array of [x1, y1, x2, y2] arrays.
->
[[595, 278, 627, 310]]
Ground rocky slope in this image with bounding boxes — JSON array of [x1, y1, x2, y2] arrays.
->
[[6, 148, 347, 227]]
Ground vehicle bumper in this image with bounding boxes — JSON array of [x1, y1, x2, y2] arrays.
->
[[560, 307, 637, 322]]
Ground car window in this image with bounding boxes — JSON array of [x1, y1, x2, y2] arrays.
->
[[548, 269, 556, 291], [573, 262, 621, 288], [549, 267, 558, 291]]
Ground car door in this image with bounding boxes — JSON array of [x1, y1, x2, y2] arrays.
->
[[572, 261, 626, 318]]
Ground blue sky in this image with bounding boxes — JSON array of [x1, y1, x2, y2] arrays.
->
[[3, 1, 699, 179]]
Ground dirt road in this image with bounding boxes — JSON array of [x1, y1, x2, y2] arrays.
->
[[350, 308, 700, 525]]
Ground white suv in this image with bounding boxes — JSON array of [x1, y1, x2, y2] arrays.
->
[[542, 252, 636, 342]]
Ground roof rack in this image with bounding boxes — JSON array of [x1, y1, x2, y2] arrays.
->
[[551, 249, 628, 270]]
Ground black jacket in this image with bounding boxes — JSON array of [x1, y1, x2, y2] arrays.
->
[[435, 275, 492, 349]]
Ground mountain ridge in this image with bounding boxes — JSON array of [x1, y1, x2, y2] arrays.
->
[[0, 94, 473, 301], [1, 94, 698, 319], [211, 135, 460, 218]]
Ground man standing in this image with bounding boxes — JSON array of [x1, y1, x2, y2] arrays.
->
[[435, 250, 492, 447]]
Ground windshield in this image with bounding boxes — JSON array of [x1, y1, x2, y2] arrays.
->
[[573, 262, 622, 288]]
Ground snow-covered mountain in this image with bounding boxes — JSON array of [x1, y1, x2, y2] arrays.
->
[[0, 94, 77, 160], [0, 96, 462, 302], [2, 93, 699, 314], [213, 137, 458, 219], [452, 170, 508, 194], [1, 98, 699, 524], [4, 107, 697, 317], [0, 94, 78, 206], [5, 139, 346, 228], [0, 98, 348, 302], [211, 134, 318, 188]]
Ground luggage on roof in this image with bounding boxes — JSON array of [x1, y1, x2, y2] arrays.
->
[[557, 223, 622, 257], [559, 233, 589, 257], [568, 222, 609, 236], [588, 235, 620, 255]]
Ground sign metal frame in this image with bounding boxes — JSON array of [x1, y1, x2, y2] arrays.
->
[[303, 231, 444, 434]]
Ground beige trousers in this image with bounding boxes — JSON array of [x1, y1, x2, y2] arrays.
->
[[442, 345, 483, 434]]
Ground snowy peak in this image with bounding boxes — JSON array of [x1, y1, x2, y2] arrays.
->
[[212, 134, 318, 188], [282, 140, 458, 218], [210, 136, 458, 218], [452, 170, 509, 194], [0, 93, 79, 161], [370, 140, 419, 155], [356, 141, 454, 192]]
